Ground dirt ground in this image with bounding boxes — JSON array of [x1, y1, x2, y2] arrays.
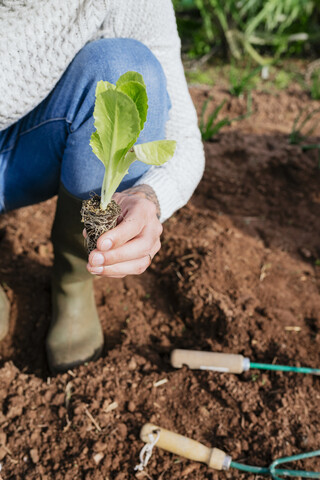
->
[[0, 84, 319, 480]]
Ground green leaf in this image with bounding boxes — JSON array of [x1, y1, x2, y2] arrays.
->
[[89, 131, 104, 163], [89, 72, 176, 210], [95, 80, 115, 96], [93, 89, 140, 167], [93, 89, 141, 208], [116, 71, 146, 89], [117, 81, 148, 130], [133, 140, 176, 165]]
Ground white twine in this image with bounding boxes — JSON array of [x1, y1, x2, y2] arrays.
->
[[134, 430, 160, 472]]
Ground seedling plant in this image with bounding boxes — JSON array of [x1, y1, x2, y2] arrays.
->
[[81, 72, 176, 253]]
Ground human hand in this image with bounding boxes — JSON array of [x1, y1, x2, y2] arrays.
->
[[86, 185, 162, 278]]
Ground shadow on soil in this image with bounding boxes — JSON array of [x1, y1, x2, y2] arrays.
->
[[195, 132, 320, 263]]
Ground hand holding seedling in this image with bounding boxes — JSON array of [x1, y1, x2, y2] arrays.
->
[[86, 185, 162, 277], [82, 71, 175, 276]]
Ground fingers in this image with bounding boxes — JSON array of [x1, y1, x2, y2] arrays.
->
[[85, 191, 162, 278], [96, 197, 157, 251], [88, 226, 161, 267], [87, 224, 161, 277], [87, 253, 155, 278]]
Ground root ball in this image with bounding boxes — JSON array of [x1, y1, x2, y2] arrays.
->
[[81, 195, 121, 254]]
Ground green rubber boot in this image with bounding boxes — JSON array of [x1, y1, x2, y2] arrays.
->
[[0, 285, 10, 341], [46, 184, 104, 373]]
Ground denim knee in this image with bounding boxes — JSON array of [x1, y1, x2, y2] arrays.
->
[[67, 38, 170, 131], [76, 38, 167, 92]]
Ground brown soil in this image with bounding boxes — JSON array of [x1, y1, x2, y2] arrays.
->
[[0, 86, 319, 480]]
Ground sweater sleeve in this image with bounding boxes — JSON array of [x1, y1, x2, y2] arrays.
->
[[131, 0, 205, 222]]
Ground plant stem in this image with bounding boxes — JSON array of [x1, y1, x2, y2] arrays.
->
[[101, 170, 111, 210]]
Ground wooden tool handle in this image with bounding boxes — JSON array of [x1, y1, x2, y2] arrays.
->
[[140, 423, 231, 471], [170, 349, 250, 374]]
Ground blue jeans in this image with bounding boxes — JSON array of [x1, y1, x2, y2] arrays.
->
[[0, 38, 171, 213]]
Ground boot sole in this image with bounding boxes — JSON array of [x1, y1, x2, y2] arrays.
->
[[48, 341, 104, 375]]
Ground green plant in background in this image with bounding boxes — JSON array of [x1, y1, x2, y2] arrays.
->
[[305, 59, 320, 100], [200, 94, 253, 141], [186, 61, 304, 93], [200, 99, 231, 140], [289, 107, 320, 145], [187, 69, 216, 86], [173, 0, 320, 64], [228, 64, 262, 96], [274, 70, 295, 90], [172, 0, 212, 58], [310, 69, 320, 100], [289, 107, 320, 168]]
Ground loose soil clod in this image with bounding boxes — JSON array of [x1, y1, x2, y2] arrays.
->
[[81, 195, 122, 254]]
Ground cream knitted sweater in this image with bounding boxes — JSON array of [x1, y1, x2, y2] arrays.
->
[[0, 0, 204, 221]]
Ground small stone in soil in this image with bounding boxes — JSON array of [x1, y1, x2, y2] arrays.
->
[[93, 452, 104, 465], [30, 448, 39, 464]]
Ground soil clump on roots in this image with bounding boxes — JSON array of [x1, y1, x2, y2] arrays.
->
[[81, 195, 121, 254], [0, 85, 319, 479]]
